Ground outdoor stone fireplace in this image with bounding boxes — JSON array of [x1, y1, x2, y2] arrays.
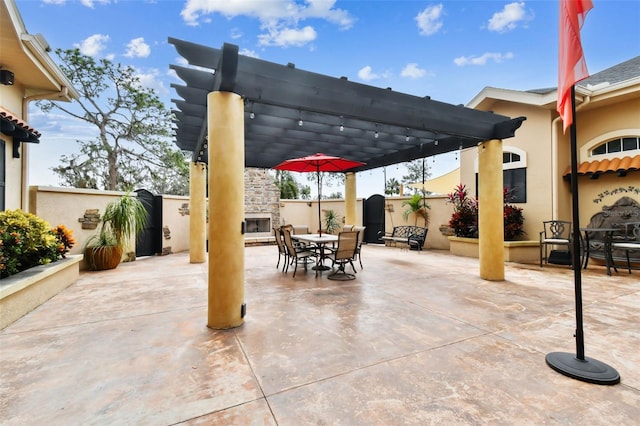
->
[[244, 168, 280, 239]]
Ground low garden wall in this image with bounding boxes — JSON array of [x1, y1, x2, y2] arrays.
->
[[0, 255, 82, 329]]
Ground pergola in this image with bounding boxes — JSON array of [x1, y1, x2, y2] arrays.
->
[[168, 39, 525, 170], [168, 38, 526, 330]]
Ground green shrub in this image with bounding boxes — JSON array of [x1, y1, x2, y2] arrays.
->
[[0, 210, 74, 279]]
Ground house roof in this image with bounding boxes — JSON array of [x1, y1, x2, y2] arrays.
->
[[468, 56, 640, 110], [0, 0, 78, 101], [563, 154, 640, 179], [581, 56, 640, 87], [169, 39, 525, 171]]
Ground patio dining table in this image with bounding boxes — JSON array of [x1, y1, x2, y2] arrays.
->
[[292, 233, 338, 271]]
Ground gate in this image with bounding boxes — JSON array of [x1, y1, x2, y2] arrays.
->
[[134, 189, 163, 257], [363, 194, 385, 244]]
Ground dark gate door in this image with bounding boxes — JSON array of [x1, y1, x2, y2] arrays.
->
[[134, 189, 163, 257], [363, 194, 385, 244]]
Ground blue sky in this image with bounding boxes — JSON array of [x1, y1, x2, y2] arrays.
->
[[18, 0, 640, 198]]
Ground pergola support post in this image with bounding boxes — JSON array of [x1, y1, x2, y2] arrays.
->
[[189, 161, 207, 264], [207, 92, 245, 329], [344, 172, 357, 225], [478, 139, 505, 281]]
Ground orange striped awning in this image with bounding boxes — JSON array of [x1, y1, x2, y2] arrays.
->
[[563, 155, 640, 179]]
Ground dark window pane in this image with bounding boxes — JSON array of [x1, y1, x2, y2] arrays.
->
[[503, 153, 510, 163], [503, 168, 526, 203], [608, 139, 622, 153], [592, 144, 606, 155], [622, 137, 638, 151], [512, 153, 520, 162], [476, 168, 527, 203]]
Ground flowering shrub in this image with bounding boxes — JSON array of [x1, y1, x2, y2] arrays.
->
[[52, 225, 76, 258], [446, 185, 525, 240], [503, 187, 525, 240], [0, 210, 74, 279], [447, 183, 478, 237]]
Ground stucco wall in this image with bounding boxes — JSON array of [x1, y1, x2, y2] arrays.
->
[[279, 195, 452, 250], [463, 94, 639, 240], [162, 195, 191, 254], [460, 102, 556, 241]]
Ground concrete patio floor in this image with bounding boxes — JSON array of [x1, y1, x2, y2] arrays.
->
[[1, 244, 638, 425]]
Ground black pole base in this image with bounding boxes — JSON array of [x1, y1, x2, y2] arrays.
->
[[546, 352, 620, 385]]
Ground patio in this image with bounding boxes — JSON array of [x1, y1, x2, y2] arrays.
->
[[1, 245, 638, 424]]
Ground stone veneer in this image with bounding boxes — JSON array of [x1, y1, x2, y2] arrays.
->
[[244, 168, 281, 237]]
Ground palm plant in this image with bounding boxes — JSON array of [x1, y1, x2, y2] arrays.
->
[[402, 193, 430, 226], [85, 191, 148, 270]]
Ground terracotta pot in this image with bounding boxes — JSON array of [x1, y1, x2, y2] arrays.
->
[[84, 246, 123, 271]]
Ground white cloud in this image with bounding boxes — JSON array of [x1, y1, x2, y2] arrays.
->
[[135, 68, 169, 97], [415, 4, 444, 36], [230, 28, 243, 39], [74, 34, 110, 57], [239, 48, 259, 58], [453, 52, 514, 66], [258, 26, 317, 47], [181, 0, 354, 48], [487, 2, 533, 33], [358, 66, 378, 81], [125, 37, 151, 58], [401, 63, 428, 79], [80, 0, 111, 8], [42, 0, 66, 5]]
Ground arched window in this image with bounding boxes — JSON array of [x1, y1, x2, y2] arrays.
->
[[474, 146, 527, 203], [581, 130, 640, 161], [591, 137, 639, 156]]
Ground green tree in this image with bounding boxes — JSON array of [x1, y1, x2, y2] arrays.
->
[[385, 177, 401, 195], [39, 48, 189, 194], [274, 170, 300, 199], [299, 185, 311, 200], [402, 193, 430, 226], [401, 159, 431, 195]]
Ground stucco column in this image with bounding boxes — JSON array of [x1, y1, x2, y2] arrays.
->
[[344, 172, 357, 225], [207, 92, 245, 329], [189, 161, 207, 263], [478, 139, 505, 281]]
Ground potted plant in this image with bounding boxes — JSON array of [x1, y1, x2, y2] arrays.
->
[[402, 193, 430, 227], [84, 192, 148, 270], [323, 209, 341, 235]]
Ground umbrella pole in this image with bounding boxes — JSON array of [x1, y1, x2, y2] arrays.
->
[[317, 168, 322, 236]]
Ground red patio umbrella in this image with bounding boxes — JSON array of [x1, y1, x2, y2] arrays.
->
[[273, 153, 365, 236]]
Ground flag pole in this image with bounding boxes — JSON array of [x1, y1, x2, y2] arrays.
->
[[545, 85, 620, 385]]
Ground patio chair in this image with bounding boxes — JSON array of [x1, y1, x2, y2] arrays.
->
[[273, 227, 288, 271], [326, 230, 358, 281], [353, 226, 366, 270], [539, 220, 573, 267], [611, 222, 640, 274], [281, 227, 317, 277]]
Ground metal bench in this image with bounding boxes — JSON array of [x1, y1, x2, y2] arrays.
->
[[381, 226, 428, 251]]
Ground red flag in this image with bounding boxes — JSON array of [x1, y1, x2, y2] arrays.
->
[[558, 0, 593, 133]]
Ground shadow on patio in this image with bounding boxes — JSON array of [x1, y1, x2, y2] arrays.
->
[[1, 245, 638, 424]]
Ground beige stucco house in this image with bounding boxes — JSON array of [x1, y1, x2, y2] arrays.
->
[[0, 0, 78, 211], [463, 56, 640, 240]]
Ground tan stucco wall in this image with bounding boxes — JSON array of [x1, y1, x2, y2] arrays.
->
[[28, 187, 195, 262], [461, 102, 557, 240], [29, 186, 134, 257], [570, 96, 640, 225], [465, 94, 639, 241], [280, 195, 452, 250], [2, 83, 28, 210], [279, 198, 363, 233], [162, 195, 191, 254]]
